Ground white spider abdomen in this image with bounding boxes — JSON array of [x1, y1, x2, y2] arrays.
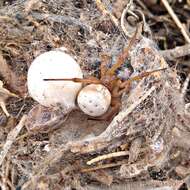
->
[[77, 84, 111, 117]]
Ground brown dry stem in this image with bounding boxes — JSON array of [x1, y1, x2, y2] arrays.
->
[[161, 0, 190, 43], [0, 115, 27, 166], [87, 150, 129, 165], [160, 44, 190, 61]]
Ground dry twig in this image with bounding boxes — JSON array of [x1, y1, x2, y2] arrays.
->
[[85, 179, 182, 190], [0, 115, 27, 166], [120, 0, 136, 38], [81, 161, 128, 173], [160, 44, 190, 61], [87, 151, 129, 165], [161, 0, 190, 43]]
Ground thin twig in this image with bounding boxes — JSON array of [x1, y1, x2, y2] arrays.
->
[[181, 72, 190, 100], [81, 161, 128, 173], [84, 180, 182, 190], [87, 151, 129, 165], [161, 0, 190, 43], [120, 0, 135, 38], [160, 44, 190, 61], [0, 115, 27, 166], [0, 101, 9, 117]]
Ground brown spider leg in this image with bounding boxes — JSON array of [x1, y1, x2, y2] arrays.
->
[[119, 68, 166, 89], [117, 81, 131, 96], [95, 68, 167, 120], [44, 77, 101, 84], [106, 26, 139, 76], [108, 80, 131, 98], [111, 80, 123, 97], [100, 54, 111, 78]]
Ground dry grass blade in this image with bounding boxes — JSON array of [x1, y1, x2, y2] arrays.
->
[[87, 150, 129, 165], [85, 180, 181, 190], [160, 44, 190, 61], [81, 161, 128, 173], [161, 0, 190, 43], [0, 115, 27, 166]]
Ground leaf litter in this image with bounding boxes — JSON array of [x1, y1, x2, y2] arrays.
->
[[0, 0, 190, 190]]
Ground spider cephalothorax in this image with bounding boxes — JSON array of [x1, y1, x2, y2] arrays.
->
[[44, 28, 165, 121]]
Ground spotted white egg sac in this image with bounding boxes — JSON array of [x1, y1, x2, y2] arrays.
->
[[27, 50, 83, 110], [77, 84, 111, 117]]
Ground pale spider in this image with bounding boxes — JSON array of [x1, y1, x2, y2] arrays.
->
[[44, 28, 165, 121]]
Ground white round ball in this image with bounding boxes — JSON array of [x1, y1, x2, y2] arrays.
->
[[77, 84, 111, 117], [27, 50, 83, 109]]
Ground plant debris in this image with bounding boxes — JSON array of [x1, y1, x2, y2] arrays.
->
[[0, 80, 18, 117], [0, 0, 190, 190]]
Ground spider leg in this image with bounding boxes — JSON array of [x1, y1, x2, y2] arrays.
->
[[119, 68, 166, 89], [100, 54, 111, 78], [117, 82, 131, 96], [106, 26, 139, 76], [111, 80, 123, 97], [44, 77, 101, 84]]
